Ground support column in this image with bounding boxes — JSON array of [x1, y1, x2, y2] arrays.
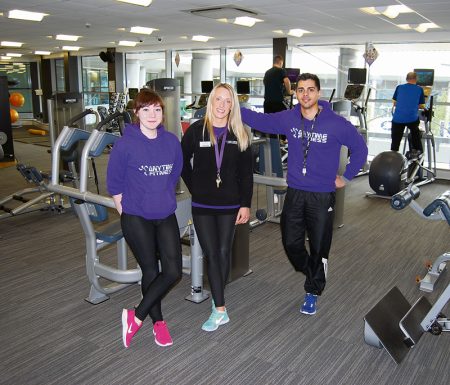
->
[[337, 48, 359, 98], [273, 38, 288, 67], [40, 58, 53, 123], [0, 76, 15, 161], [165, 50, 173, 78], [139, 66, 146, 88], [107, 47, 125, 93], [220, 47, 226, 83], [191, 53, 213, 94], [63, 52, 80, 92], [126, 59, 140, 89]]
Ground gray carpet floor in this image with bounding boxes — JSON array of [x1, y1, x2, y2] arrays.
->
[[0, 141, 449, 385]]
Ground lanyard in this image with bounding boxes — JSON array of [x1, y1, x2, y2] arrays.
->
[[301, 111, 319, 176], [214, 129, 227, 188]]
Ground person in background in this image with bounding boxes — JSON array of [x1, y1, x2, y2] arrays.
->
[[263, 55, 294, 113], [390, 71, 426, 156], [107, 88, 183, 348], [181, 83, 253, 332], [259, 55, 295, 177], [241, 73, 368, 315]]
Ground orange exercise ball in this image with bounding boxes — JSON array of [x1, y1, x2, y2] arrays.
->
[[9, 92, 25, 108], [10, 108, 19, 123]]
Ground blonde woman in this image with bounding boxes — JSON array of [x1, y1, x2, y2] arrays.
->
[[181, 83, 253, 331]]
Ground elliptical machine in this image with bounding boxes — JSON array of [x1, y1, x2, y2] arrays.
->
[[367, 96, 436, 198]]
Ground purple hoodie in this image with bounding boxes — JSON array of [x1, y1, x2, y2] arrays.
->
[[107, 123, 182, 220], [241, 100, 368, 192]]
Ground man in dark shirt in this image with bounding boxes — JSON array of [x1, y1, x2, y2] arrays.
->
[[263, 55, 293, 113], [258, 55, 294, 176]]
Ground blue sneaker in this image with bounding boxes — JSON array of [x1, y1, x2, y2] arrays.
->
[[300, 293, 317, 315], [201, 308, 230, 332]]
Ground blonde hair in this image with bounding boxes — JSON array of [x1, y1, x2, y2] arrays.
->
[[203, 83, 250, 151]]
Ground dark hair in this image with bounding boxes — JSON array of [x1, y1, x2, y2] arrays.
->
[[297, 73, 321, 90], [273, 55, 284, 64], [132, 88, 165, 122]]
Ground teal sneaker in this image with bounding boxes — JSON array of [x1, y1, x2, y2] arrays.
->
[[201, 309, 229, 332]]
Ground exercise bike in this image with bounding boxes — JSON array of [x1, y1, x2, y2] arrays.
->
[[366, 97, 436, 199]]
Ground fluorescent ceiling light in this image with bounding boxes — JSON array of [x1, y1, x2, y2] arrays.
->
[[35, 51, 51, 55], [288, 29, 311, 38], [1, 56, 12, 60], [415, 22, 439, 33], [1, 41, 23, 47], [396, 22, 440, 33], [56, 34, 80, 41], [117, 0, 152, 6], [62, 46, 81, 51], [273, 30, 284, 34], [6, 53, 22, 57], [192, 35, 212, 42], [118, 40, 138, 46], [130, 26, 157, 35], [233, 16, 262, 27], [360, 5, 413, 19], [8, 9, 48, 21]]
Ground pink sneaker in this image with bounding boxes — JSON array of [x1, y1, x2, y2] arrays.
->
[[122, 309, 142, 348], [153, 321, 173, 347]]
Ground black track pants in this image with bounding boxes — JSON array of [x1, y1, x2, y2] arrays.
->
[[121, 213, 182, 323], [193, 213, 236, 307], [391, 120, 423, 152], [280, 188, 335, 295]]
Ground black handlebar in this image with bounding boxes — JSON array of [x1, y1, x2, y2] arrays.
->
[[66, 108, 96, 127], [95, 111, 132, 131]]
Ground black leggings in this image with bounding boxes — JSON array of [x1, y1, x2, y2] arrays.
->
[[280, 188, 335, 295], [121, 213, 182, 323], [193, 213, 236, 307]]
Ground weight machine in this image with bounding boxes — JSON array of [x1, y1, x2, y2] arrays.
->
[[364, 185, 450, 364]]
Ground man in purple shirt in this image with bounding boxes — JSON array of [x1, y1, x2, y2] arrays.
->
[[241, 73, 368, 315]]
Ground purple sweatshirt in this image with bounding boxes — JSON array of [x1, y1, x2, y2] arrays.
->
[[107, 123, 182, 220], [241, 100, 368, 192]]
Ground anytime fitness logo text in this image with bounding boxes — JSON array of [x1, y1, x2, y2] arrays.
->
[[138, 163, 174, 176], [290, 127, 328, 143]]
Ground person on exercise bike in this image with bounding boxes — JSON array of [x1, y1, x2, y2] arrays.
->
[[390, 71, 426, 157]]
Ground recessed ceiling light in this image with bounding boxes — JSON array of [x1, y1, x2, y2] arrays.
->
[[288, 29, 311, 38], [1, 41, 23, 47], [360, 5, 413, 19], [117, 0, 152, 6], [1, 56, 12, 60], [192, 35, 212, 42], [8, 9, 48, 22], [35, 51, 51, 55], [118, 40, 138, 46], [62, 46, 81, 51], [56, 34, 80, 42], [233, 16, 262, 27], [6, 53, 22, 57], [273, 30, 284, 35], [130, 26, 157, 35]]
